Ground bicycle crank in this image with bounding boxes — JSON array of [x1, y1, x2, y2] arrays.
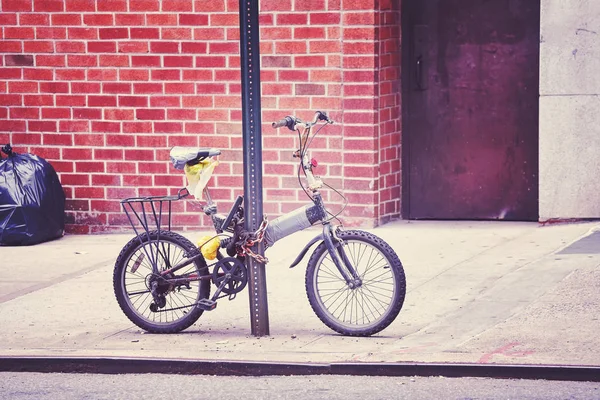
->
[[211, 257, 248, 295]]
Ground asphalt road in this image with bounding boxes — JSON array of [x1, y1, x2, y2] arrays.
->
[[1, 373, 599, 400]]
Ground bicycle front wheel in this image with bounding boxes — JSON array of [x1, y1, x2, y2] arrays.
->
[[305, 230, 406, 336], [113, 230, 210, 333]]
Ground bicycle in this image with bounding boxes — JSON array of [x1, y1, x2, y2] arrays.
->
[[113, 111, 406, 336]]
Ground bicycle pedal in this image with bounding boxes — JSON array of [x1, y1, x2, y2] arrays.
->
[[197, 298, 217, 311]]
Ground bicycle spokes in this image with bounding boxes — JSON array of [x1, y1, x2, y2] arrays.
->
[[318, 242, 395, 324], [121, 236, 203, 326], [306, 230, 405, 336]]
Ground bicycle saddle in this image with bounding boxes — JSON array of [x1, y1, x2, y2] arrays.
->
[[169, 147, 221, 170]]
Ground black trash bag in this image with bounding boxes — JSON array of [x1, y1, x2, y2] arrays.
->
[[0, 144, 66, 246]]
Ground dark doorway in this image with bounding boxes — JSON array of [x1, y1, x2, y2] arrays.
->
[[401, 0, 540, 220]]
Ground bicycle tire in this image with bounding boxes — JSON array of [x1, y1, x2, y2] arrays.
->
[[113, 230, 211, 333], [305, 229, 406, 336]]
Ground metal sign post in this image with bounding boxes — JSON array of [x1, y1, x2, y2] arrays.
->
[[239, 0, 269, 336]]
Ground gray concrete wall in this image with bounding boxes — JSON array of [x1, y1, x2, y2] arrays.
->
[[540, 0, 600, 219]]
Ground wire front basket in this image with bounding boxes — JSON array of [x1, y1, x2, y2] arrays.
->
[[121, 188, 189, 238]]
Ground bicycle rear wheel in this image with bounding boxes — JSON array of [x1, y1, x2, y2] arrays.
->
[[113, 230, 210, 333], [305, 230, 406, 336]]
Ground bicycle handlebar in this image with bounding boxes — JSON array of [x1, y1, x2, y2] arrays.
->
[[271, 111, 334, 130]]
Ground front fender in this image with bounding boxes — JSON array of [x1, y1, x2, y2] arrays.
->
[[289, 234, 323, 268]]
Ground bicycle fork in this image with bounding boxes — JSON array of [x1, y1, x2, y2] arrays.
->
[[322, 224, 362, 288]]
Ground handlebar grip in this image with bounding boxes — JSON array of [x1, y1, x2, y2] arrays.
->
[[316, 111, 333, 124], [272, 116, 296, 129], [272, 119, 288, 129]]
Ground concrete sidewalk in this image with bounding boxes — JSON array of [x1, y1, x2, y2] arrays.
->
[[0, 220, 599, 367]]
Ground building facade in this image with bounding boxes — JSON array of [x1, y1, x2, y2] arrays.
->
[[0, 0, 400, 232], [0, 0, 596, 233]]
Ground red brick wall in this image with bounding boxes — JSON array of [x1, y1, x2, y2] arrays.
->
[[0, 0, 401, 233], [377, 0, 401, 224]]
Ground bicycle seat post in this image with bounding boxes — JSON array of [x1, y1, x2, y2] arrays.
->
[[202, 187, 230, 234], [203, 188, 214, 207], [203, 188, 217, 218]]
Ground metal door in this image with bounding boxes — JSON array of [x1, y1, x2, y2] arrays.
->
[[402, 0, 540, 220]]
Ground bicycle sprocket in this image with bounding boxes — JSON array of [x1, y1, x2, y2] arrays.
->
[[212, 257, 248, 295]]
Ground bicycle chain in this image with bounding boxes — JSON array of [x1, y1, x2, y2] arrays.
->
[[151, 303, 196, 313], [237, 217, 269, 264]]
